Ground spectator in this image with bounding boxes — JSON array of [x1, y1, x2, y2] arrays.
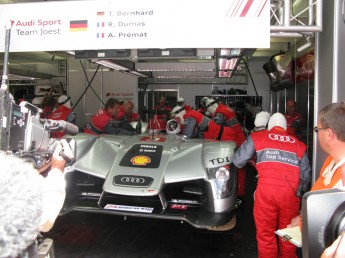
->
[[288, 102, 345, 233], [116, 100, 140, 122], [232, 112, 311, 258], [0, 139, 74, 258], [48, 95, 76, 138], [83, 98, 135, 135], [284, 99, 303, 138]]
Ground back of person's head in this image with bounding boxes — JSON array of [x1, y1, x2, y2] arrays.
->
[[254, 111, 271, 128], [32, 97, 43, 108], [105, 98, 120, 110], [42, 95, 57, 109], [0, 153, 44, 258], [319, 102, 345, 141], [268, 112, 287, 130], [58, 95, 72, 109]]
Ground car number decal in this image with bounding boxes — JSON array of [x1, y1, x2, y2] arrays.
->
[[104, 204, 153, 213]]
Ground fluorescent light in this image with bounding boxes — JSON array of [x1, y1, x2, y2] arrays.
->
[[121, 70, 149, 77], [297, 35, 314, 53], [297, 42, 312, 52], [92, 59, 130, 71]]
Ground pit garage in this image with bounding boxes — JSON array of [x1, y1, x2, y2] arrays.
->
[[0, 0, 345, 257]]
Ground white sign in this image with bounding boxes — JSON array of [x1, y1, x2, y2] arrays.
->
[[104, 204, 154, 213], [0, 0, 270, 52]]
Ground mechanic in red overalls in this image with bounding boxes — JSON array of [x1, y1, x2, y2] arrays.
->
[[154, 97, 172, 127], [116, 100, 140, 122], [47, 95, 76, 138], [176, 97, 193, 111], [201, 97, 247, 200], [284, 99, 303, 139], [232, 113, 311, 258], [182, 109, 237, 142], [84, 98, 129, 135]]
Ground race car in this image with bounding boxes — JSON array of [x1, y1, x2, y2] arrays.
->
[[61, 130, 238, 231]]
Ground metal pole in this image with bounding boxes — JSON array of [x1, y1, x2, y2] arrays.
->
[[1, 29, 11, 90]]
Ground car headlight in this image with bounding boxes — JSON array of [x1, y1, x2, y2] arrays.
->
[[215, 167, 230, 182], [207, 165, 234, 199]]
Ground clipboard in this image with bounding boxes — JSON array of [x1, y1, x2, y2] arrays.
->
[[275, 226, 302, 247]]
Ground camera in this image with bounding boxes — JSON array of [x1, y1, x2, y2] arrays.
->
[[302, 188, 345, 257], [0, 89, 78, 168]]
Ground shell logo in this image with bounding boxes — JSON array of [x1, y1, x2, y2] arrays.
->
[[131, 155, 151, 166]]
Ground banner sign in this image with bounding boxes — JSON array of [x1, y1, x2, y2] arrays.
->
[[0, 0, 270, 52]]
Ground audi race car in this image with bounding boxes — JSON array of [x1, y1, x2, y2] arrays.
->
[[62, 131, 238, 231]]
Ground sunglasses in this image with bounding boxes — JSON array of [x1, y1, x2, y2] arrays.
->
[[313, 126, 328, 133]]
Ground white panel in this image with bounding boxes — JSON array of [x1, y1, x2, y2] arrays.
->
[[0, 0, 270, 52]]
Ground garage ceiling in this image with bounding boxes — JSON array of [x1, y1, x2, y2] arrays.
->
[[0, 0, 321, 84]]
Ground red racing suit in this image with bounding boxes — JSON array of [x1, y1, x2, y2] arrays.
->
[[183, 109, 237, 141], [155, 105, 172, 122], [232, 127, 311, 258], [47, 105, 76, 138], [116, 106, 140, 122], [213, 103, 247, 197], [284, 111, 303, 138], [83, 108, 113, 135]]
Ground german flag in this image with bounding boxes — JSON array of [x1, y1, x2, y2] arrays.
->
[[70, 20, 88, 32], [97, 11, 105, 16]]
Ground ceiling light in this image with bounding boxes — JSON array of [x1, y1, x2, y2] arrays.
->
[[92, 59, 130, 71], [297, 35, 314, 52], [121, 71, 149, 77]]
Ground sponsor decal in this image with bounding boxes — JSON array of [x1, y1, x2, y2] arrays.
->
[[257, 149, 299, 166], [268, 133, 296, 143], [131, 155, 151, 165], [171, 199, 198, 204], [80, 192, 102, 197], [170, 204, 188, 210], [69, 20, 88, 32], [120, 144, 163, 168], [104, 204, 153, 213]]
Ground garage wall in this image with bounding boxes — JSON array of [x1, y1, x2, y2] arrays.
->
[[68, 59, 138, 129], [67, 59, 270, 129]]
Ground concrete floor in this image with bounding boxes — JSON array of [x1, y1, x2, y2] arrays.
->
[[43, 167, 261, 257]]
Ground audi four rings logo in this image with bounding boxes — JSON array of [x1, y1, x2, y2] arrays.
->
[[269, 134, 296, 143], [120, 177, 145, 184]]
